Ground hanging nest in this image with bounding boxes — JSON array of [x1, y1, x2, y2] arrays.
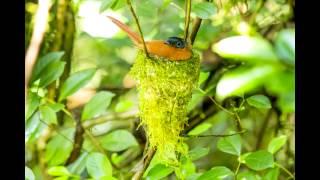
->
[[129, 50, 200, 164]]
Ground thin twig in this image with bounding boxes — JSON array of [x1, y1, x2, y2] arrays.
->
[[184, 0, 192, 44], [183, 129, 246, 138], [127, 0, 149, 58], [190, 0, 210, 45], [25, 0, 51, 98], [132, 148, 156, 180], [274, 162, 295, 179]]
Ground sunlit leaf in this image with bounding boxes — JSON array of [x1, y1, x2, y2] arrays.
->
[[263, 167, 279, 180], [267, 135, 287, 154], [247, 95, 272, 109], [100, 130, 138, 152], [25, 166, 35, 180], [100, 0, 116, 13], [216, 65, 278, 101], [213, 36, 278, 63], [115, 99, 134, 112], [81, 91, 115, 120], [25, 111, 40, 143], [26, 91, 41, 120], [48, 166, 71, 176], [189, 147, 210, 160], [45, 128, 74, 166], [243, 150, 274, 171], [86, 152, 112, 178], [275, 29, 295, 65], [31, 51, 64, 83], [198, 71, 210, 86], [67, 152, 89, 175], [59, 68, 96, 101], [237, 171, 261, 180], [39, 61, 66, 87], [197, 166, 234, 180], [192, 2, 216, 19], [146, 164, 174, 179], [217, 134, 241, 156], [40, 105, 57, 124], [188, 122, 212, 135]]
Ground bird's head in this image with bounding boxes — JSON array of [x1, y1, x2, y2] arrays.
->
[[164, 37, 187, 49]]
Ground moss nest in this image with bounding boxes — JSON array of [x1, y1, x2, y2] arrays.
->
[[130, 50, 200, 164]]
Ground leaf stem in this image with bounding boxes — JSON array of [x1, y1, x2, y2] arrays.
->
[[274, 162, 295, 179]]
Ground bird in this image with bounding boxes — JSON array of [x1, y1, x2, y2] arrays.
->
[[106, 16, 192, 61]]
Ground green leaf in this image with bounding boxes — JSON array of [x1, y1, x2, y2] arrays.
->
[[178, 157, 197, 178], [25, 111, 40, 142], [237, 171, 261, 180], [53, 176, 69, 180], [47, 103, 65, 112], [26, 91, 41, 120], [217, 134, 242, 156], [213, 36, 278, 63], [81, 91, 115, 120], [59, 68, 96, 101], [263, 167, 279, 180], [45, 128, 74, 166], [86, 152, 112, 178], [247, 95, 272, 109], [146, 164, 174, 180], [111, 0, 126, 10], [39, 61, 66, 87], [267, 135, 287, 154], [274, 29, 295, 65], [100, 130, 138, 152], [243, 150, 274, 171], [67, 152, 89, 175], [100, 0, 116, 12], [40, 106, 57, 124], [189, 147, 210, 160], [216, 65, 278, 101], [31, 51, 64, 83], [198, 71, 210, 86], [115, 99, 134, 113], [25, 166, 35, 180], [197, 166, 234, 180], [188, 122, 212, 136], [48, 166, 71, 176], [193, 2, 216, 19], [137, 1, 158, 17]]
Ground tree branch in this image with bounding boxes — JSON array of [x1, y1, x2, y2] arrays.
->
[[190, 0, 210, 45]]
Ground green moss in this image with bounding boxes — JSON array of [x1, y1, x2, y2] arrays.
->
[[130, 50, 200, 164]]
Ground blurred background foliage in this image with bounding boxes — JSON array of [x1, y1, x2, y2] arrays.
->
[[25, 0, 294, 179]]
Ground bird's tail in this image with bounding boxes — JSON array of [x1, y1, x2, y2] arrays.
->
[[106, 16, 142, 45]]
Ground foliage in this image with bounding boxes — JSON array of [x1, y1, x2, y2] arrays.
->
[[25, 0, 295, 179]]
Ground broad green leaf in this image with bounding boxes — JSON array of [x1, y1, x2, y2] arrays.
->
[[192, 2, 216, 19], [31, 51, 64, 83], [100, 130, 138, 152], [59, 68, 96, 101], [115, 99, 134, 113], [217, 134, 242, 156], [47, 103, 65, 112], [45, 128, 74, 166], [25, 111, 40, 143], [48, 166, 71, 176], [277, 92, 295, 113], [263, 167, 279, 180], [213, 36, 278, 63], [274, 29, 295, 65], [53, 176, 69, 180], [237, 171, 261, 180], [40, 106, 57, 124], [243, 150, 274, 171], [189, 147, 210, 160], [197, 166, 234, 180], [111, 0, 126, 10], [216, 65, 278, 101], [188, 122, 212, 135], [81, 91, 115, 120], [86, 152, 112, 178], [176, 156, 196, 179], [100, 0, 116, 12], [25, 166, 35, 180], [247, 95, 272, 109], [39, 61, 66, 87], [137, 1, 158, 17], [67, 152, 89, 175], [187, 173, 202, 180], [146, 164, 174, 180], [198, 71, 210, 86], [26, 91, 41, 120], [99, 176, 117, 180], [267, 135, 287, 154]]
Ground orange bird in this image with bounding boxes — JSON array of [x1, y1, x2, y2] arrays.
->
[[107, 16, 192, 61]]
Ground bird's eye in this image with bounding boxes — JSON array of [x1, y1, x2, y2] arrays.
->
[[176, 41, 183, 48]]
